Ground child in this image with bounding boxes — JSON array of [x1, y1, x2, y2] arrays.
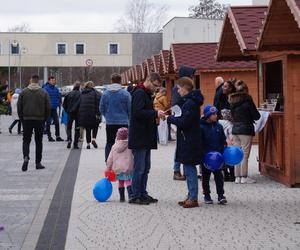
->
[[200, 105, 227, 205], [106, 127, 133, 202], [218, 109, 235, 182]]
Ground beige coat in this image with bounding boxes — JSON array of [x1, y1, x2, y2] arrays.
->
[[153, 92, 170, 111]]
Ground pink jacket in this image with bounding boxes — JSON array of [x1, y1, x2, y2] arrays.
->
[[106, 140, 133, 175]]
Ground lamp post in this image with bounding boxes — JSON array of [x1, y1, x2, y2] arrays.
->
[[19, 47, 27, 88]]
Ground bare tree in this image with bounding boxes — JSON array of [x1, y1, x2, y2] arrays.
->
[[115, 0, 169, 32], [189, 0, 227, 20], [7, 23, 32, 32]]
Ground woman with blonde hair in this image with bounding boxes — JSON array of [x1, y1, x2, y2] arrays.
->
[[229, 80, 260, 184], [78, 81, 101, 149]]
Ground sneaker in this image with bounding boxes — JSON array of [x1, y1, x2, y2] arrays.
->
[[241, 177, 256, 184], [182, 199, 199, 208], [218, 196, 227, 205], [9, 128, 12, 134], [87, 144, 90, 149], [48, 137, 55, 142], [56, 137, 64, 142], [36, 163, 45, 170], [129, 197, 150, 205], [235, 177, 241, 184], [67, 142, 71, 149], [204, 195, 213, 204], [142, 195, 158, 203], [22, 157, 29, 172], [173, 171, 186, 181], [91, 140, 98, 148]]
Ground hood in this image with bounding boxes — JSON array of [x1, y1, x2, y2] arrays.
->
[[178, 65, 196, 78], [229, 92, 252, 105], [107, 83, 122, 92], [82, 88, 94, 94], [200, 117, 218, 127], [28, 83, 41, 91], [183, 90, 203, 106], [114, 140, 128, 153]]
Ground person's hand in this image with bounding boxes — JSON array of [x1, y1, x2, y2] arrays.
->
[[157, 110, 166, 120]]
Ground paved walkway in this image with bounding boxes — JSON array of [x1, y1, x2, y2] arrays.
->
[[1, 115, 300, 249]]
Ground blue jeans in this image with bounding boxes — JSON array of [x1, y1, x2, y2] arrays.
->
[[131, 149, 151, 199], [173, 148, 181, 172], [183, 164, 198, 200]]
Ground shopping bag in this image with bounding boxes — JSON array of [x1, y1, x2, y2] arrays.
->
[[158, 118, 168, 145]]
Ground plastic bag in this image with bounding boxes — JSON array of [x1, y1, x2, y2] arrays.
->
[[158, 118, 168, 145]]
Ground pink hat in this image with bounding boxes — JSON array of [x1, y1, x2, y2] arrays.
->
[[116, 127, 128, 140]]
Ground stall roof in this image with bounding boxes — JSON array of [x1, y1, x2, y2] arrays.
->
[[170, 43, 256, 73], [258, 0, 300, 50], [159, 50, 170, 75], [133, 64, 143, 82], [217, 6, 267, 61], [152, 54, 160, 73]]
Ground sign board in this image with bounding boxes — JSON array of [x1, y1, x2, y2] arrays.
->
[[85, 59, 93, 67]]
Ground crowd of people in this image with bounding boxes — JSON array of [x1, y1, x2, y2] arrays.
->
[[0, 65, 261, 208]]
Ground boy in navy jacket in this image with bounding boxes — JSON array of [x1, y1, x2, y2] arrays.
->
[[200, 105, 227, 205]]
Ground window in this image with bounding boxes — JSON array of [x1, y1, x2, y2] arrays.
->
[[75, 43, 85, 55], [108, 43, 119, 55], [11, 43, 20, 55], [57, 43, 67, 55]]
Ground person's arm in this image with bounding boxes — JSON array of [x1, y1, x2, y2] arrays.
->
[[168, 105, 197, 130], [132, 90, 157, 120], [106, 148, 113, 170], [126, 92, 131, 119], [45, 93, 51, 120], [99, 93, 106, 117], [17, 93, 23, 120], [249, 99, 261, 121]]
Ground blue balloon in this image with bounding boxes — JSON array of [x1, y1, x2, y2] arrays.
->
[[93, 178, 113, 202], [223, 146, 244, 166], [203, 151, 224, 171]]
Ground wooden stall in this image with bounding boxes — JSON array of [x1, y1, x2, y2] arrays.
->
[[169, 43, 257, 106], [256, 0, 300, 187]]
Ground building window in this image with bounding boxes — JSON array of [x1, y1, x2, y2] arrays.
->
[[11, 43, 20, 55], [108, 43, 119, 55], [57, 43, 67, 55], [75, 43, 85, 55]]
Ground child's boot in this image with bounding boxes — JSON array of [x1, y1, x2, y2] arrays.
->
[[127, 186, 133, 200], [119, 187, 125, 202]]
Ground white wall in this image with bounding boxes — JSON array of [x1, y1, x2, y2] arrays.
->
[[0, 33, 133, 67], [252, 0, 269, 5], [163, 17, 223, 50]]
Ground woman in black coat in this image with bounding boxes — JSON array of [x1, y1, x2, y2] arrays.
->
[[78, 81, 101, 149], [229, 80, 260, 184], [168, 77, 203, 208]]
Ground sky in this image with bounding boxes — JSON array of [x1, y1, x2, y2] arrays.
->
[[0, 0, 253, 32]]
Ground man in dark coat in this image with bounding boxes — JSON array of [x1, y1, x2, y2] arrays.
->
[[17, 75, 51, 171], [128, 72, 165, 205], [63, 81, 81, 149]]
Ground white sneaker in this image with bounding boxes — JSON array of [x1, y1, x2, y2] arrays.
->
[[241, 177, 256, 184], [235, 177, 241, 184]]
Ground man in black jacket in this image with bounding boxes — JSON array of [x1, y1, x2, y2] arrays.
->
[[128, 72, 165, 205], [63, 81, 81, 149], [17, 75, 51, 171]]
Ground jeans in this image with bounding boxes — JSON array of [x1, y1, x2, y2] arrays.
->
[[202, 166, 224, 197], [173, 148, 181, 172], [67, 113, 79, 144], [105, 124, 128, 161], [183, 164, 198, 200], [22, 120, 44, 163], [46, 109, 60, 138], [9, 119, 22, 133], [131, 149, 151, 199]]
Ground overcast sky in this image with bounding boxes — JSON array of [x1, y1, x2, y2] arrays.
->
[[0, 0, 252, 32]]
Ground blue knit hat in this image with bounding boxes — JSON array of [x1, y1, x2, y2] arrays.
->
[[203, 105, 218, 118]]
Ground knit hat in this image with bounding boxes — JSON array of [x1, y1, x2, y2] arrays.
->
[[203, 105, 218, 118], [116, 127, 128, 140], [178, 65, 196, 78]]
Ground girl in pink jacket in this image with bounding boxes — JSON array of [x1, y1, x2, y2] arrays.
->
[[106, 127, 133, 202]]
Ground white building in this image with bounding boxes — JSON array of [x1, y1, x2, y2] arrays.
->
[[0, 32, 161, 86], [253, 0, 269, 5], [162, 17, 223, 50]]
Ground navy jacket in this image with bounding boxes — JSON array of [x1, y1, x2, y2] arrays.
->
[[128, 86, 158, 150], [168, 90, 204, 165], [200, 118, 226, 154], [43, 83, 61, 109]]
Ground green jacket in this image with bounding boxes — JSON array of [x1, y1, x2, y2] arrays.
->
[[17, 85, 51, 121]]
